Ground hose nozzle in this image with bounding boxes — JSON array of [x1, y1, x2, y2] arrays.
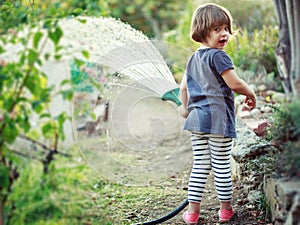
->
[[161, 88, 181, 106]]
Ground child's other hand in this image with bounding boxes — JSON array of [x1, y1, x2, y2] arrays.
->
[[245, 95, 256, 110], [179, 105, 188, 118]]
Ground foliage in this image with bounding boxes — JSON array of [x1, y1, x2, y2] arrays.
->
[[106, 0, 189, 38], [266, 99, 300, 177], [0, 0, 191, 39], [3, 153, 186, 225], [199, 0, 277, 33], [0, 6, 89, 224], [0, 0, 110, 35], [225, 25, 279, 77], [4, 157, 101, 225], [267, 100, 300, 143]]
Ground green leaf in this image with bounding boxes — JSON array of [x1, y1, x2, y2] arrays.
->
[[27, 49, 38, 65], [2, 118, 19, 143], [44, 53, 50, 60], [60, 89, 74, 101], [39, 113, 51, 119], [0, 45, 4, 54], [32, 100, 44, 113], [0, 4, 10, 12], [33, 31, 43, 49], [0, 165, 10, 190], [48, 27, 63, 46], [73, 8, 83, 15], [54, 54, 62, 60], [81, 50, 90, 59], [60, 79, 71, 87], [42, 122, 55, 137], [73, 58, 85, 67]]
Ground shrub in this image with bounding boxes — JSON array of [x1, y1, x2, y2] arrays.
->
[[225, 25, 279, 78], [266, 99, 300, 178]]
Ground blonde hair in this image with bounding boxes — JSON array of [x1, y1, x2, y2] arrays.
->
[[190, 3, 234, 43]]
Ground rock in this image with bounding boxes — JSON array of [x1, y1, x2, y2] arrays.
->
[[232, 122, 260, 163], [250, 84, 258, 93], [233, 142, 274, 163], [255, 97, 265, 109], [284, 194, 300, 225], [266, 90, 287, 103], [235, 95, 246, 105], [232, 121, 275, 163], [257, 84, 267, 92], [250, 108, 261, 118], [253, 120, 269, 137], [240, 110, 252, 119], [261, 105, 273, 113], [272, 92, 287, 103], [264, 176, 300, 225]]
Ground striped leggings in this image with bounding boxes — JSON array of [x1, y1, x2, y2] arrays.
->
[[188, 132, 233, 203]]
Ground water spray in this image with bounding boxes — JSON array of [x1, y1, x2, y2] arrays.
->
[[4, 16, 192, 224]]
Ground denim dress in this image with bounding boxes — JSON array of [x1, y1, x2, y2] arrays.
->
[[183, 48, 236, 138]]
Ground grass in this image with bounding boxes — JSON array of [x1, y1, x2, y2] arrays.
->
[[4, 147, 186, 225]]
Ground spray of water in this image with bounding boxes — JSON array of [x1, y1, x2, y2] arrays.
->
[[1, 16, 193, 185]]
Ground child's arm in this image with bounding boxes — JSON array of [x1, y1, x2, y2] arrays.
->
[[179, 74, 189, 118], [222, 69, 257, 109]]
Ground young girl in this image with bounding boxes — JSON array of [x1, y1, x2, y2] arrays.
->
[[179, 3, 256, 224]]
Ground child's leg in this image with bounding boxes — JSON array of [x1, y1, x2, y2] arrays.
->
[[208, 136, 233, 209], [187, 132, 212, 212]]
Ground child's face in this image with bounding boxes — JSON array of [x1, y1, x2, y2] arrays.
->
[[204, 24, 230, 50]]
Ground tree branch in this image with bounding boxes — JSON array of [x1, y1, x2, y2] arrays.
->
[[18, 134, 71, 157]]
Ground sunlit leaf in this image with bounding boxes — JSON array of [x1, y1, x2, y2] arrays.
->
[[48, 27, 63, 46], [81, 50, 90, 59], [0, 165, 10, 190], [33, 31, 43, 49], [27, 49, 38, 65]]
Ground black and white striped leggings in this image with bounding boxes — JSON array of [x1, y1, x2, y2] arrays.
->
[[188, 132, 233, 203]]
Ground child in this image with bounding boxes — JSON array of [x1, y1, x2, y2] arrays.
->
[[179, 3, 257, 224]]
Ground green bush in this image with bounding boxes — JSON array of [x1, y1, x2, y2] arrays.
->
[[5, 158, 100, 225], [0, 0, 110, 35], [266, 99, 300, 178], [225, 25, 279, 78]]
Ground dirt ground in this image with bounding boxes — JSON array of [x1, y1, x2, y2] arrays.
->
[[74, 86, 272, 225], [137, 173, 271, 225]]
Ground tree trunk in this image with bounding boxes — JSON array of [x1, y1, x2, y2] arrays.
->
[[273, 0, 300, 96], [291, 0, 300, 93]]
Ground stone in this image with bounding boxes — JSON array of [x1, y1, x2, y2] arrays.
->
[[235, 95, 246, 105], [250, 108, 261, 118], [232, 139, 274, 163], [258, 84, 267, 92], [261, 105, 273, 113], [264, 176, 300, 225], [284, 194, 300, 225], [250, 84, 258, 93], [239, 110, 252, 119], [253, 120, 269, 137], [242, 118, 259, 130], [231, 121, 273, 163], [266, 90, 287, 103]]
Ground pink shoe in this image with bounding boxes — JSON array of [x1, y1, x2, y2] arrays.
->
[[218, 206, 234, 222], [183, 211, 199, 225]]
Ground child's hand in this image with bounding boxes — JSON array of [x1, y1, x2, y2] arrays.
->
[[178, 105, 188, 118], [245, 95, 256, 110]]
